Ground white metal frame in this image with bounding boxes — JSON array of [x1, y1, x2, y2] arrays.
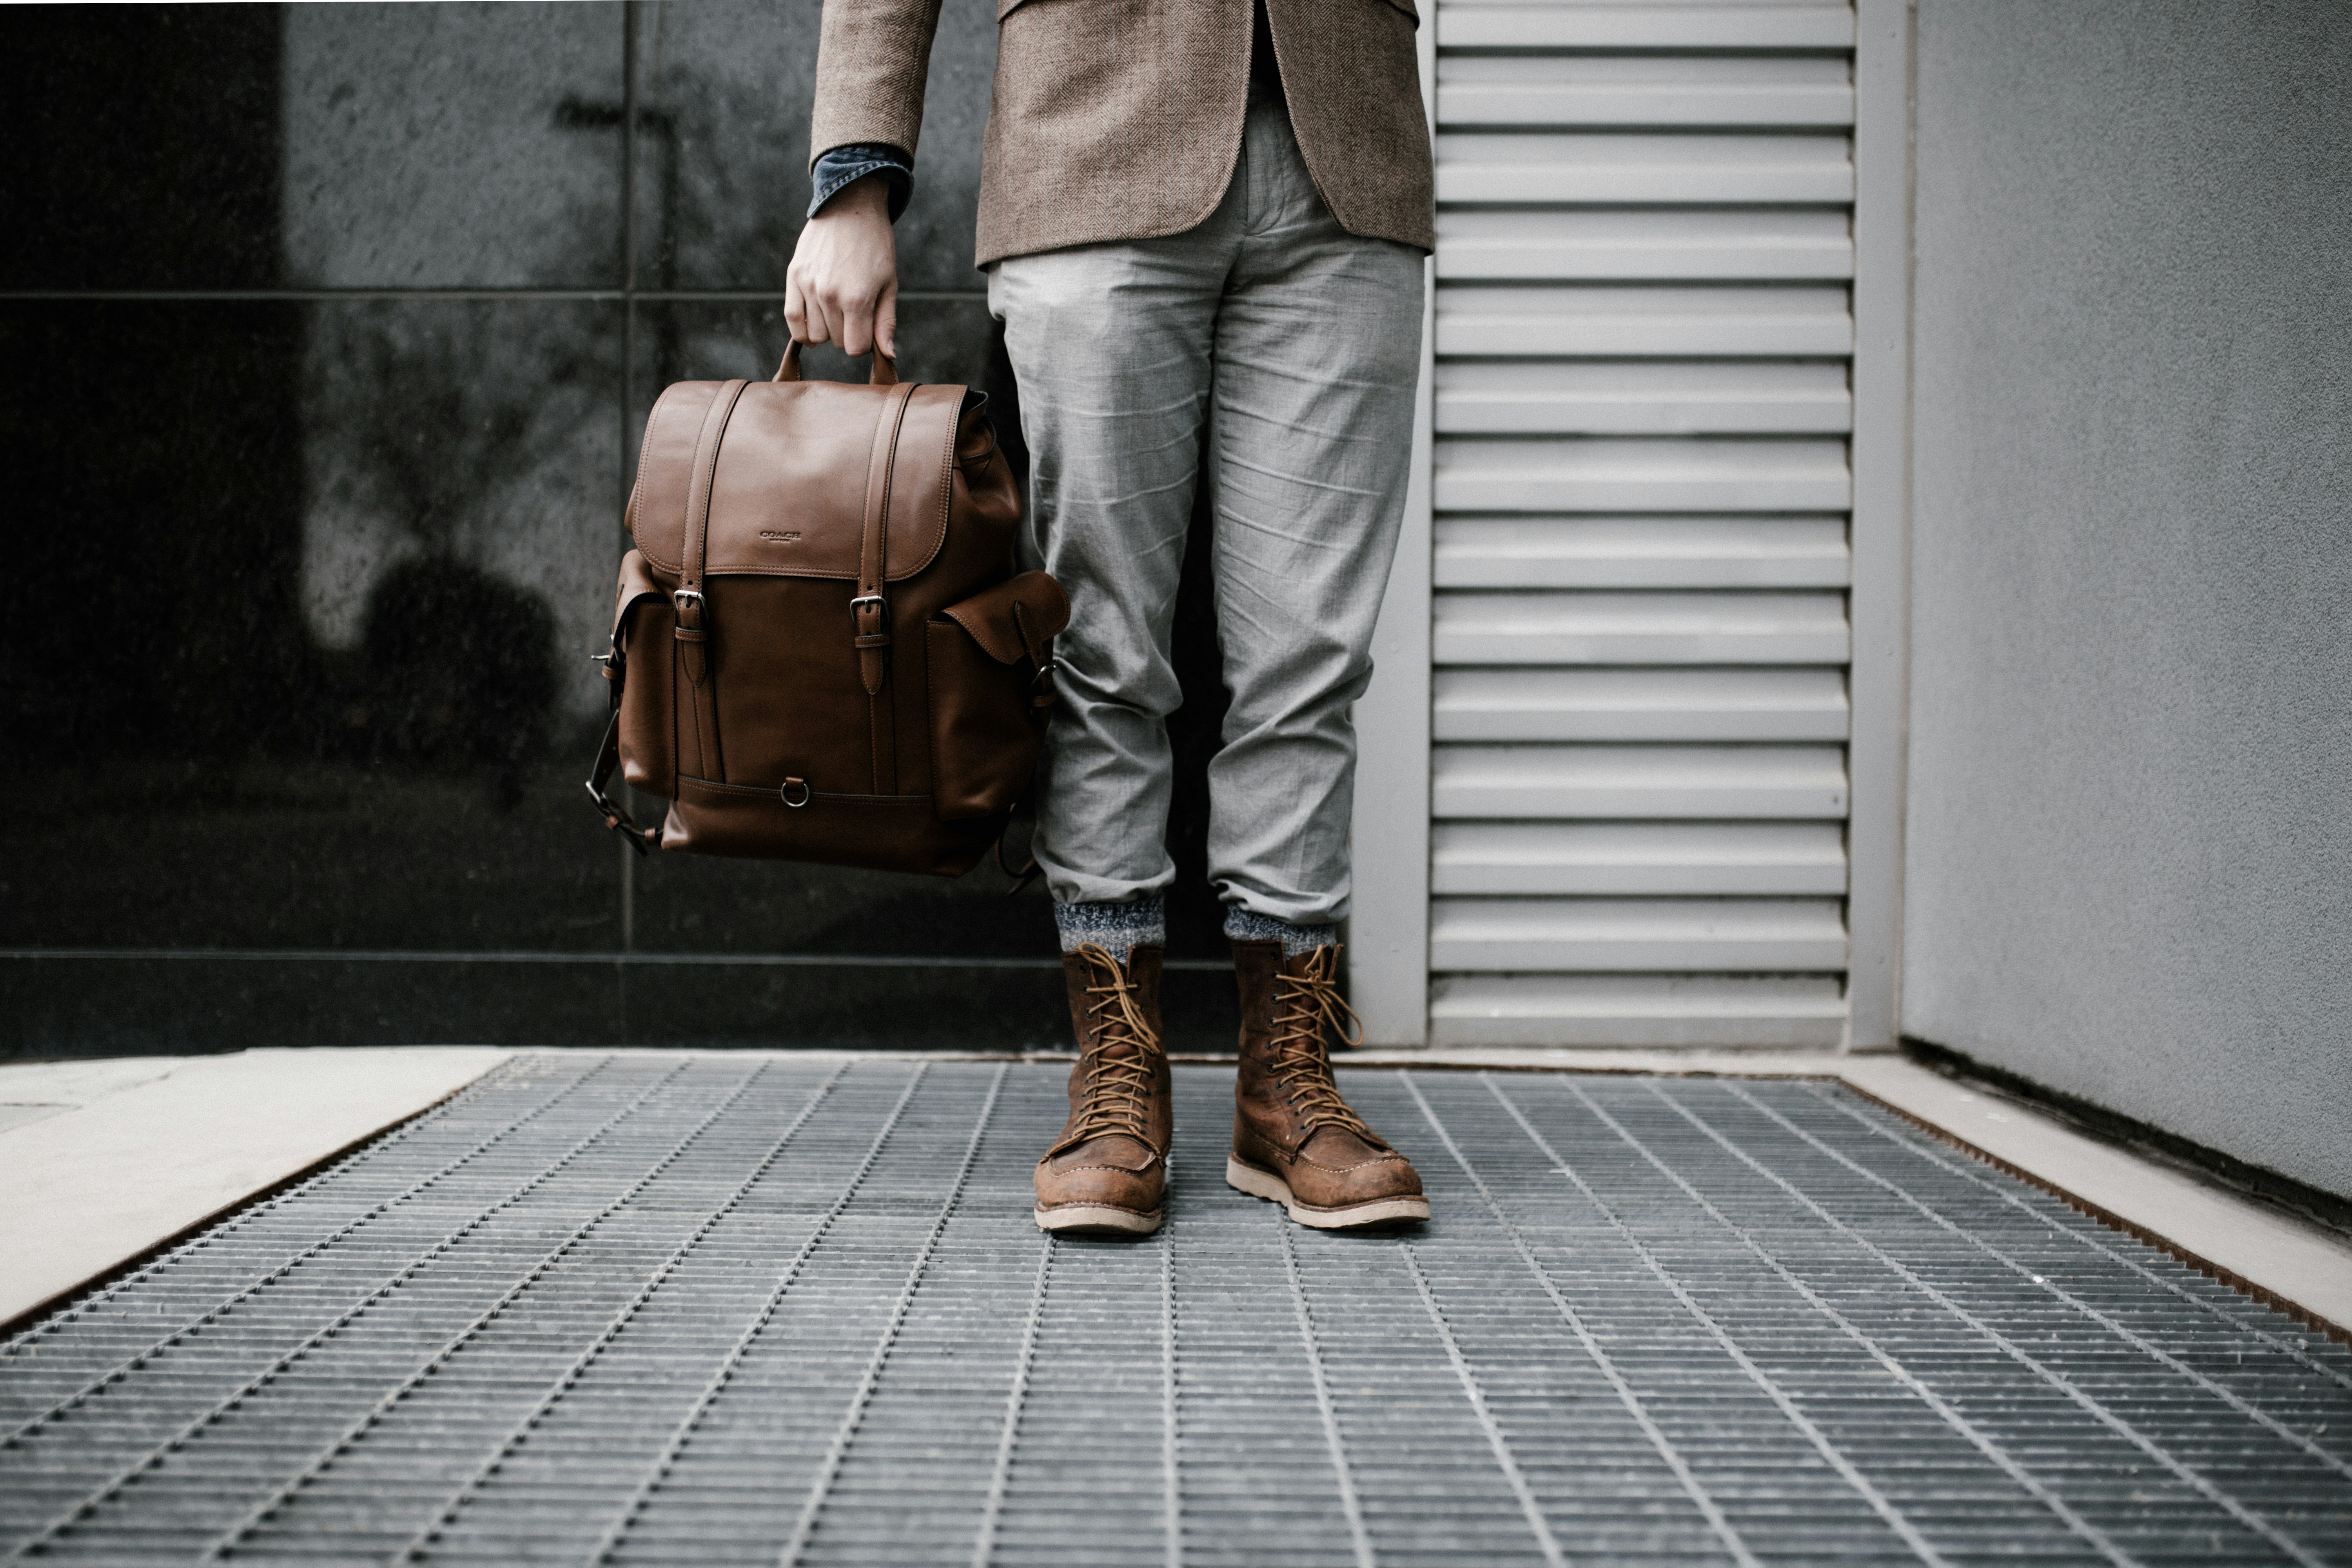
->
[[1347, 14, 1440, 1046], [1846, 0, 1916, 1048]]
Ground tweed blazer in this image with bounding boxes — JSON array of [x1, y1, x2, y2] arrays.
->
[[810, 0, 1434, 267]]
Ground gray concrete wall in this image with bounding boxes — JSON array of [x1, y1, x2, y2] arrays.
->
[[1902, 0, 2352, 1196]]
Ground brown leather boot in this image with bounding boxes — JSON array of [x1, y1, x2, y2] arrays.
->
[[1033, 942, 1174, 1235], [1228, 941, 1430, 1228]]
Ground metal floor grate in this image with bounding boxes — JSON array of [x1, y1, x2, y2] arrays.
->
[[3, 1055, 2347, 1566]]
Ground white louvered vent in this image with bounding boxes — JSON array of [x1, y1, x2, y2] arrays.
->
[[1425, 0, 1856, 1047]]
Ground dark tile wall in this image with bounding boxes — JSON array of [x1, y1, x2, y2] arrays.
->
[[0, 2, 1236, 1053]]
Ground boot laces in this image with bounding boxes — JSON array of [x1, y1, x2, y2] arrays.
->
[[1058, 943, 1163, 1149], [1267, 946, 1373, 1139]]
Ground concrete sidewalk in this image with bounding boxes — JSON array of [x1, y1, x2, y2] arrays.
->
[[0, 1047, 506, 1326]]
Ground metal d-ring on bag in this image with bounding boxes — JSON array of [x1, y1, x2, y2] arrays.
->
[[585, 339, 1068, 877]]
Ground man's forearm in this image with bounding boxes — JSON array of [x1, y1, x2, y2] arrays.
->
[[809, 0, 944, 175]]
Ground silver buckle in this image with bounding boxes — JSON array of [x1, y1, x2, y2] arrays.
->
[[849, 593, 888, 627], [671, 588, 704, 614]]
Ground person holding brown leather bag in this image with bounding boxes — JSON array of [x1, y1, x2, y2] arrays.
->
[[788, 0, 1432, 1236]]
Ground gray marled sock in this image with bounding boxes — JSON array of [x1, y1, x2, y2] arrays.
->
[[1052, 895, 1166, 964], [1223, 908, 1338, 958]]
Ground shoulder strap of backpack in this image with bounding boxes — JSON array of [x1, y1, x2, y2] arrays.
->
[[585, 578, 668, 854]]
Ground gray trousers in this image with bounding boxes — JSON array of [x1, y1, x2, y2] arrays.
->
[[987, 85, 1425, 927]]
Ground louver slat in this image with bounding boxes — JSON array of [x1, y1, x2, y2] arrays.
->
[[1438, 56, 1855, 130], [1434, 821, 1848, 895], [1438, 134, 1854, 204], [1435, 517, 1851, 589], [1437, 210, 1854, 281], [1437, 286, 1853, 358], [1430, 897, 1851, 971], [1434, 591, 1850, 665], [1433, 668, 1850, 742], [1432, 744, 1850, 818], [1439, 5, 1856, 51], [1430, 973, 1848, 1047]]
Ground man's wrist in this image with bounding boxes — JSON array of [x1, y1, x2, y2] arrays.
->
[[808, 143, 914, 222]]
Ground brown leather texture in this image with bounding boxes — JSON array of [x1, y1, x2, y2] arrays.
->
[[589, 350, 1062, 876], [810, 0, 1433, 268], [1230, 940, 1426, 1213], [1036, 945, 1173, 1224]]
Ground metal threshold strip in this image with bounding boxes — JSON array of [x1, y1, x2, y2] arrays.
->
[[3, 1055, 2347, 1565]]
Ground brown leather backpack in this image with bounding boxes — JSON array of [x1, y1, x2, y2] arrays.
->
[[586, 344, 1067, 877]]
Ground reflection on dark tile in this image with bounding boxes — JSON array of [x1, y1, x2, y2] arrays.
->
[[0, 764, 622, 952], [0, 299, 625, 952], [1, 300, 305, 759], [301, 298, 628, 721], [631, 0, 996, 292], [2, 5, 283, 290], [281, 2, 626, 287]]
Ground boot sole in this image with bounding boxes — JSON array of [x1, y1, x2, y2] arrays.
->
[[1034, 1203, 1163, 1236], [1225, 1155, 1431, 1229]]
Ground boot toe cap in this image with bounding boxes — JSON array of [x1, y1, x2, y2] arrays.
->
[[1035, 1136, 1166, 1218]]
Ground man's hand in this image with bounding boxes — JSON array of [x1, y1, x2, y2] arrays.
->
[[785, 175, 898, 359]]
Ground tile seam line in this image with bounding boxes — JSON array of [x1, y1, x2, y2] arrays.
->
[[0, 289, 990, 302], [1644, 1080, 2334, 1568], [776, 1060, 1009, 1568], [1398, 1071, 1760, 1568], [579, 1062, 932, 1566], [1548, 1077, 2140, 1568], [1804, 1081, 2352, 1384], [0, 1049, 542, 1348], [0, 1053, 733, 1564], [1709, 1081, 2352, 1484], [368, 1058, 855, 1567], [1476, 1073, 1954, 1568], [0, 949, 1230, 971], [1829, 1076, 2352, 1347], [0, 1051, 589, 1436]]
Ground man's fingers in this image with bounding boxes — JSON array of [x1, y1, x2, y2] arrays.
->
[[828, 287, 878, 358], [782, 276, 809, 343], [877, 283, 898, 361]]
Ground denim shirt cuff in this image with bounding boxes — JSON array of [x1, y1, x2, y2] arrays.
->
[[808, 143, 914, 222]]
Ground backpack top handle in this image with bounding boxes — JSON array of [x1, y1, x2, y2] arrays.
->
[[774, 338, 898, 387]]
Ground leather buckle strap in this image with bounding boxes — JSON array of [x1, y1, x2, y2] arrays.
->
[[854, 378, 919, 793], [853, 381, 920, 695], [584, 709, 657, 855], [677, 380, 746, 780]]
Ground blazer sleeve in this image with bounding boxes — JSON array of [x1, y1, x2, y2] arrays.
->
[[809, 0, 947, 169]]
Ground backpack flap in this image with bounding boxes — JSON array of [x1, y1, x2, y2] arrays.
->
[[942, 571, 1071, 701], [927, 571, 1070, 820]]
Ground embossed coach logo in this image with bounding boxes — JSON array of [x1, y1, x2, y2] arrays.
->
[[759, 530, 802, 543]]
